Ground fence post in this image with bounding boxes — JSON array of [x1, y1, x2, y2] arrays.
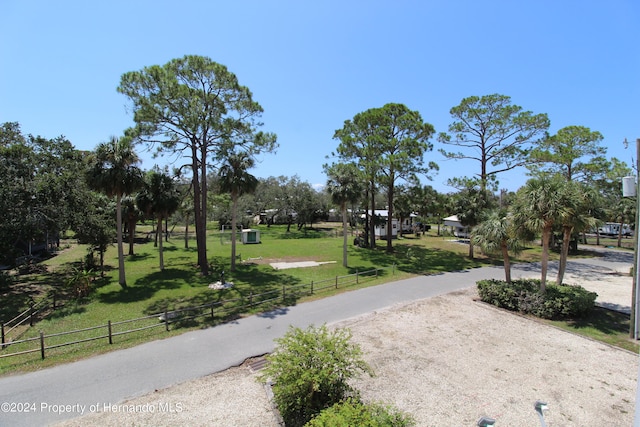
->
[[356, 269, 359, 284], [164, 309, 169, 332], [210, 303, 215, 320], [40, 331, 45, 360], [108, 320, 113, 345], [335, 276, 338, 289], [1, 323, 4, 349], [29, 302, 34, 326], [249, 292, 253, 305], [310, 281, 314, 295]]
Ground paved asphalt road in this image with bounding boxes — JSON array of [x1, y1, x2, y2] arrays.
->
[[0, 252, 633, 426]]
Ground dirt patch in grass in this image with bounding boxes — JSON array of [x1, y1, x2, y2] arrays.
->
[[241, 255, 321, 265]]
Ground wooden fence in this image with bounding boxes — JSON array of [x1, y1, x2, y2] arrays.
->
[[0, 266, 392, 361], [0, 297, 50, 349]]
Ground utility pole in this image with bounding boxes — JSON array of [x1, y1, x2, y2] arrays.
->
[[622, 138, 640, 340]]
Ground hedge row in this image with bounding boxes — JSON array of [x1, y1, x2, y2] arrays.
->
[[305, 398, 414, 427], [476, 278, 597, 319]]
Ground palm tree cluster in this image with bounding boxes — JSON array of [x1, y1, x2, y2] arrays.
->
[[85, 135, 260, 286], [86, 136, 183, 286], [86, 136, 144, 288]]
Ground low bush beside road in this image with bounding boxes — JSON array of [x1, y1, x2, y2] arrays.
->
[[476, 278, 598, 319]]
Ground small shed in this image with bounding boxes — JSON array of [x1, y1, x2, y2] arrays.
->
[[241, 229, 261, 244]]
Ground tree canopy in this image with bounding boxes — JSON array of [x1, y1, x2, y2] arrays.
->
[[529, 125, 606, 182], [0, 122, 92, 265], [118, 55, 277, 275], [438, 94, 549, 192], [334, 103, 436, 252]]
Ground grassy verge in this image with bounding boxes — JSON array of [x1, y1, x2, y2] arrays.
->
[[543, 307, 639, 353]]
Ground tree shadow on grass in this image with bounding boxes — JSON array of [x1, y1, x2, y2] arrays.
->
[[142, 263, 304, 328], [561, 306, 630, 336], [354, 243, 489, 275], [127, 252, 153, 262], [345, 264, 392, 280], [97, 268, 188, 304], [46, 302, 87, 319]]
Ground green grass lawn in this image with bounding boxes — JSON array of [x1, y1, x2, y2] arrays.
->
[[543, 307, 638, 353], [0, 223, 636, 374]]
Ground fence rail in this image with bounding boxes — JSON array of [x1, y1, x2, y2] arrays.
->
[[1, 297, 52, 348], [0, 266, 391, 361]]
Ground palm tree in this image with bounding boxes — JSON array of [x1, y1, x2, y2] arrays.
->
[[136, 171, 181, 271], [452, 183, 491, 259], [512, 175, 569, 293], [472, 210, 525, 283], [555, 182, 598, 285], [325, 163, 364, 267], [86, 136, 143, 288], [218, 152, 259, 272], [179, 190, 194, 249], [122, 196, 142, 256]]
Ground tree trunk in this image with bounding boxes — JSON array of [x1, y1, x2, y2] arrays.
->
[[192, 145, 208, 276], [184, 213, 190, 249], [128, 218, 136, 256], [540, 225, 552, 293], [341, 202, 348, 268], [369, 182, 376, 249], [501, 242, 511, 283], [386, 182, 394, 253], [556, 225, 572, 285], [617, 223, 623, 248], [230, 192, 238, 272], [116, 195, 127, 288], [157, 216, 164, 271]]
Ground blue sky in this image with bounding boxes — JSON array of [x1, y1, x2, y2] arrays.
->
[[1, 1, 638, 193]]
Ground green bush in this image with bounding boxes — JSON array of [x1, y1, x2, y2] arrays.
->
[[0, 270, 14, 290], [477, 279, 597, 319], [305, 398, 415, 427], [259, 325, 374, 427]]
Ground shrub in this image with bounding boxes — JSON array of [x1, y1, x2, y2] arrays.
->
[[259, 325, 373, 427], [305, 398, 415, 427], [477, 279, 597, 319], [0, 270, 14, 291], [17, 260, 48, 275]]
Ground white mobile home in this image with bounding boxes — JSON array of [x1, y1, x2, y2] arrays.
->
[[598, 223, 632, 237], [362, 210, 399, 240], [443, 215, 470, 238]]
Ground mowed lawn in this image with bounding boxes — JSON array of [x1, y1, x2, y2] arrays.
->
[[1, 223, 493, 374], [3, 223, 631, 374]]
